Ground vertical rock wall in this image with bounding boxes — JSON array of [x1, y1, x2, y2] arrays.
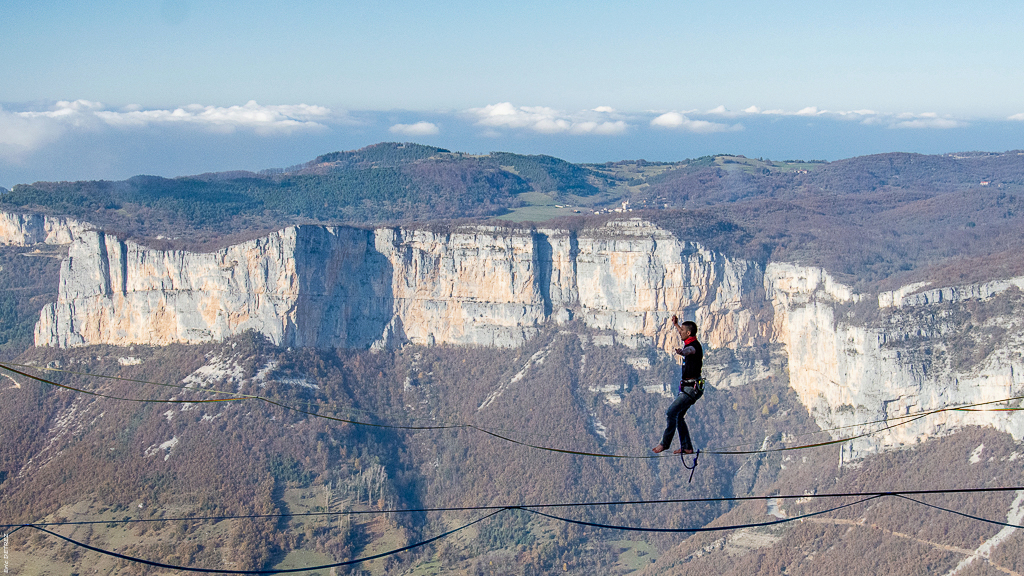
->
[[766, 262, 1024, 458], [0, 212, 87, 246], [34, 219, 761, 351]]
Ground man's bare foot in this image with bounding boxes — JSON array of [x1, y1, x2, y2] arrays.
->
[[652, 444, 666, 453], [674, 448, 694, 455]]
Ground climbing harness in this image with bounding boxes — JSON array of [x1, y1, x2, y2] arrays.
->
[[680, 377, 705, 394]]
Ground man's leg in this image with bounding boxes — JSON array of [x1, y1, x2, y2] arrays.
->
[[676, 412, 694, 454], [673, 391, 698, 454], [654, 392, 689, 452]]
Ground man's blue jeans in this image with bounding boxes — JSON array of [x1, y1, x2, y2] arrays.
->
[[660, 386, 701, 452]]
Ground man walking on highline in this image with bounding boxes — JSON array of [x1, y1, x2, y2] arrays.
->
[[652, 316, 704, 455]]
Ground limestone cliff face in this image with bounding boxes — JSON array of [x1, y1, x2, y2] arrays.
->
[[0, 212, 87, 246], [36, 227, 393, 349], [372, 226, 546, 348], [766, 262, 1024, 459], [36, 220, 759, 351], [569, 219, 766, 350], [25, 214, 1024, 457]]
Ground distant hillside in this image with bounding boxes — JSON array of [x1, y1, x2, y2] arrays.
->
[[634, 151, 1024, 289], [0, 143, 609, 246], [640, 151, 1024, 203], [4, 146, 1024, 288]]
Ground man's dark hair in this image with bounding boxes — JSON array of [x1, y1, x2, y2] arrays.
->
[[681, 321, 698, 336]]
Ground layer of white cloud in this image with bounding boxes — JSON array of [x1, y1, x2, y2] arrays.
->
[[0, 100, 108, 158], [0, 98, 995, 167], [16, 99, 106, 121], [0, 100, 338, 160], [466, 102, 629, 135], [95, 101, 333, 133], [1008, 113, 1024, 121], [702, 104, 961, 128], [705, 104, 875, 119], [889, 112, 963, 129], [389, 121, 440, 136], [0, 109, 65, 154], [890, 118, 961, 129], [650, 112, 738, 133], [571, 120, 628, 134]]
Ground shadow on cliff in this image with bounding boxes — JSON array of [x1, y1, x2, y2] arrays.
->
[[289, 226, 398, 349]]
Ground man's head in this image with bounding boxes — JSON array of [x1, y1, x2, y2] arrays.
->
[[680, 321, 698, 338]]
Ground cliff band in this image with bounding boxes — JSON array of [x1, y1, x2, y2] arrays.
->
[[3, 215, 1021, 458], [32, 220, 762, 350]]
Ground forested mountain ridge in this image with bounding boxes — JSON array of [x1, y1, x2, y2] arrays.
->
[[0, 143, 607, 247], [4, 146, 1024, 290]]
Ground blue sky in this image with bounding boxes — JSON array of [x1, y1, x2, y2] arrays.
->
[[2, 0, 1024, 187]]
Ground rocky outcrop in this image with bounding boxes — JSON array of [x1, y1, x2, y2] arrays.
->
[[0, 212, 87, 246], [767, 262, 1024, 459], [36, 226, 394, 348], [879, 276, 1024, 308]]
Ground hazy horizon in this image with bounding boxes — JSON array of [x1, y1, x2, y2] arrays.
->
[[2, 102, 1023, 188]]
